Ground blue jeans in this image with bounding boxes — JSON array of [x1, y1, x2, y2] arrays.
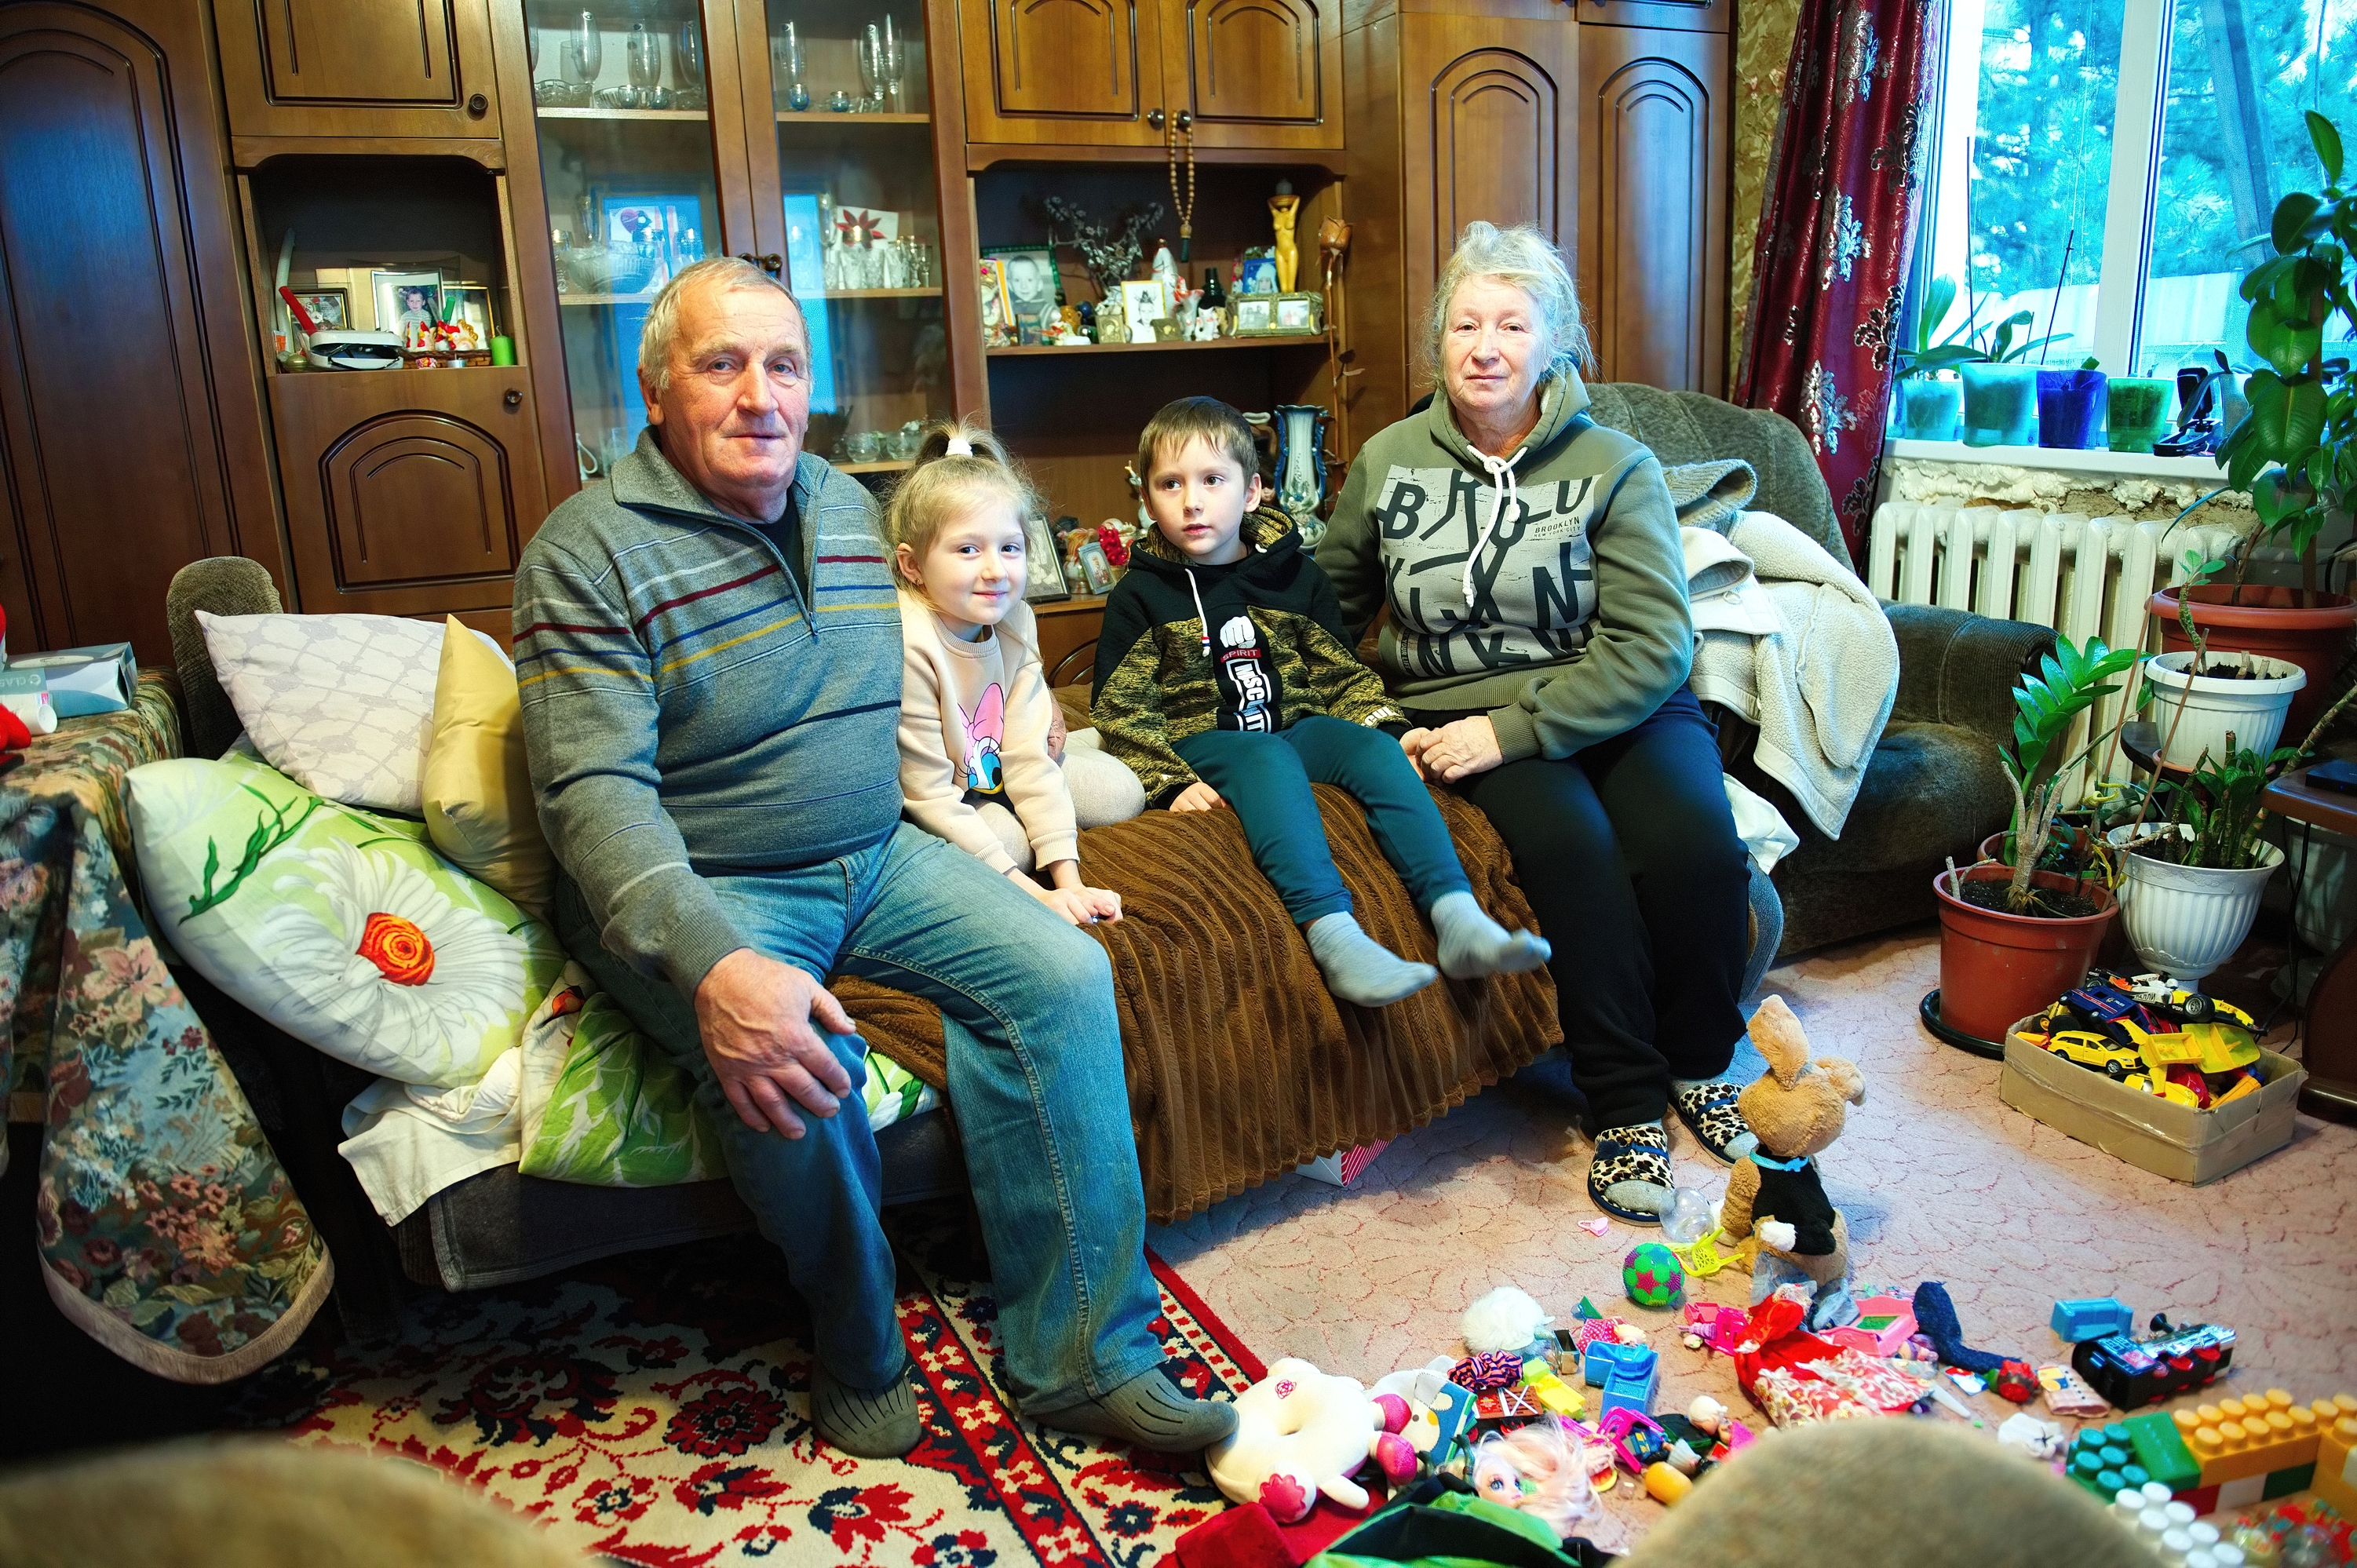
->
[[554, 822, 1166, 1414], [1173, 716, 1472, 924]]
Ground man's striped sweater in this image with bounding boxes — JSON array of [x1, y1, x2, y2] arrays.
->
[[513, 430, 903, 998]]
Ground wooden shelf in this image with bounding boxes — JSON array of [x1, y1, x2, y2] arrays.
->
[[987, 335, 1328, 357], [776, 110, 930, 125], [560, 293, 659, 305], [834, 458, 915, 473], [562, 286, 939, 305], [535, 107, 710, 122]]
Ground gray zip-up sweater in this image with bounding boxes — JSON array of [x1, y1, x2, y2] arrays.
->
[[514, 430, 902, 999]]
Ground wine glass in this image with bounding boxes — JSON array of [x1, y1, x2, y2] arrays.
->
[[773, 22, 809, 111], [560, 10, 601, 94], [674, 19, 702, 85], [625, 22, 660, 106], [857, 24, 885, 111], [877, 15, 905, 113], [527, 25, 539, 73]]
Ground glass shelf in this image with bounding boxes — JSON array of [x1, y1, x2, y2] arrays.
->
[[987, 336, 1330, 356], [562, 286, 941, 306], [536, 107, 710, 122], [775, 111, 929, 125]]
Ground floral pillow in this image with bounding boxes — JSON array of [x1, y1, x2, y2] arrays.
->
[[129, 750, 564, 1088]]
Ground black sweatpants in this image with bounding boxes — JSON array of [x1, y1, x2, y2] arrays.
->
[[1455, 685, 1751, 1129]]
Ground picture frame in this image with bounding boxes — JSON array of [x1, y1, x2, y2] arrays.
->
[[443, 283, 494, 352], [1019, 511, 1070, 602], [983, 246, 1057, 345], [1237, 253, 1279, 296], [1076, 538, 1116, 595], [1273, 291, 1325, 334], [370, 269, 445, 348], [978, 258, 1016, 348], [1232, 297, 1275, 334], [601, 193, 702, 294], [291, 288, 348, 332], [1118, 279, 1165, 344]]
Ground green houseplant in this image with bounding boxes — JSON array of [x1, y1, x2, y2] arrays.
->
[[1895, 276, 2067, 444], [2152, 110, 2357, 735], [1933, 634, 2137, 1047]]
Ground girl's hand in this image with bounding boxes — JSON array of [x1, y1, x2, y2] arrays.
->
[[1030, 882, 1121, 925], [1419, 716, 1504, 782], [1045, 700, 1068, 761], [1398, 727, 1436, 778], [1169, 781, 1226, 812]]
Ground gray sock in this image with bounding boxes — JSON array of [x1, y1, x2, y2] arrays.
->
[[1033, 1365, 1240, 1453], [1306, 913, 1437, 1006], [810, 1362, 921, 1459], [1428, 890, 1552, 979]]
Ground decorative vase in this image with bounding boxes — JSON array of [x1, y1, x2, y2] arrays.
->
[[2036, 369, 2107, 450], [2136, 651, 2307, 769], [1932, 865, 2116, 1047], [2106, 377, 2174, 453], [1272, 404, 1330, 547], [1958, 363, 2038, 447], [2147, 582, 2354, 736], [1895, 377, 1961, 440], [2109, 827, 2283, 986]]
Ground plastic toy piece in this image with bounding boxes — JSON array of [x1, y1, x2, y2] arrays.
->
[[2064, 1424, 2155, 1498], [2070, 1321, 2234, 1409], [1643, 1461, 1693, 1504], [2038, 1365, 2111, 1418], [2173, 1389, 2325, 1486], [1992, 1359, 2040, 1404], [1427, 1380, 1480, 1451], [2052, 1297, 2136, 1343], [2121, 1409, 2200, 1491], [2312, 1404, 2357, 1519], [1600, 1360, 1659, 1420], [1582, 1340, 1657, 1390]]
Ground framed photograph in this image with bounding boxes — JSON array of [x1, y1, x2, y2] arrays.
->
[[1118, 279, 1165, 344], [291, 288, 348, 332], [1076, 539, 1116, 595], [1020, 511, 1070, 602], [984, 246, 1057, 345], [1232, 297, 1275, 334], [443, 283, 494, 352], [1273, 291, 1325, 334], [1237, 253, 1279, 295], [370, 269, 445, 348], [978, 258, 1016, 348]]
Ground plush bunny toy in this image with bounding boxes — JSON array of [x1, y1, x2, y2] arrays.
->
[[1715, 996, 1866, 1330]]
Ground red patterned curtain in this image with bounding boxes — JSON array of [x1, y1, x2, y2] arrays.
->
[[1737, 0, 1942, 563]]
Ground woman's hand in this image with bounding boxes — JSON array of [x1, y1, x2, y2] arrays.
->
[[1417, 716, 1505, 782], [1169, 781, 1226, 812]]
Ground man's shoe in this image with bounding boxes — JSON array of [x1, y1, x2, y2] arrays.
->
[[1033, 1366, 1239, 1453], [810, 1362, 922, 1459]]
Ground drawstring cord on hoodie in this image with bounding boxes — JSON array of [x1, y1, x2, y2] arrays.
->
[[1462, 446, 1527, 612], [1188, 567, 1212, 654]]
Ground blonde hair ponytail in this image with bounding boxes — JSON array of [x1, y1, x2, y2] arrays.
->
[[882, 420, 1041, 582]]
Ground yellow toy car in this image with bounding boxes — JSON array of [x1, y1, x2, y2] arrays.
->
[[2045, 1030, 2142, 1081]]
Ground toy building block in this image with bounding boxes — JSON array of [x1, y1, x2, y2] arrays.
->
[[2312, 1402, 2357, 1519], [2051, 1297, 2135, 1343], [2122, 1409, 2201, 1492], [1520, 1363, 1585, 1420], [2072, 1322, 2234, 1409], [2063, 1426, 2153, 1498], [2172, 1388, 2323, 1486], [1582, 1340, 1656, 1389]]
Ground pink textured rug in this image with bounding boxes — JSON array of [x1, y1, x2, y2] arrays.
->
[[1146, 925, 2357, 1548]]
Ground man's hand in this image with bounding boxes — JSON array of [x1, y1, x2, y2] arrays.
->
[[1169, 781, 1226, 812], [694, 948, 858, 1138], [1417, 716, 1505, 782]]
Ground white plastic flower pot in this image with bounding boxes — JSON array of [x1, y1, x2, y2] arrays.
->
[[2107, 825, 2283, 985], [2138, 651, 2306, 769]]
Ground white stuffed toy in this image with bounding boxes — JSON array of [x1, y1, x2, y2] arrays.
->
[[1206, 1358, 1417, 1522]]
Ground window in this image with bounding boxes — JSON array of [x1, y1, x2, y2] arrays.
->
[[1908, 0, 2354, 386]]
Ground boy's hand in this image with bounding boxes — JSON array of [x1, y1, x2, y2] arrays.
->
[[1169, 781, 1226, 812], [1028, 881, 1123, 924]]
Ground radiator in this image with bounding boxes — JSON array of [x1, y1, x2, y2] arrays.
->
[[1865, 503, 2244, 791]]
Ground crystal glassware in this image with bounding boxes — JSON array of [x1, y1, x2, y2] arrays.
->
[[560, 11, 601, 93], [773, 23, 810, 111], [877, 16, 905, 113], [675, 20, 702, 84], [828, 87, 854, 112], [857, 24, 885, 111], [626, 23, 660, 96]]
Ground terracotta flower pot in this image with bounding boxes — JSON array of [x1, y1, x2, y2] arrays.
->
[[1975, 826, 2133, 970], [2150, 584, 2357, 738], [1934, 865, 2118, 1043]]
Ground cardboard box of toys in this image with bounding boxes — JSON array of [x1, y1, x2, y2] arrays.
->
[[1999, 1027, 2304, 1184]]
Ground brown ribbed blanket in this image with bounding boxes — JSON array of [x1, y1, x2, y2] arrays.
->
[[836, 781, 1562, 1224]]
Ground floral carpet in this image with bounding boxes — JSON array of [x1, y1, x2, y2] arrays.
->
[[235, 1208, 1262, 1567]]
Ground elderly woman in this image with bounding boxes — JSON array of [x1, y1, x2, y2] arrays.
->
[[1316, 222, 1757, 1222]]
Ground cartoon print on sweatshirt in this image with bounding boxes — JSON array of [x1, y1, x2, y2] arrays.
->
[[1371, 465, 1603, 677], [960, 684, 1006, 794], [1215, 614, 1276, 733]]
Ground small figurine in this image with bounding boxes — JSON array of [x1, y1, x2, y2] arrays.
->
[[1270, 181, 1301, 291], [1151, 239, 1180, 309], [1049, 305, 1088, 345], [1191, 306, 1222, 341]]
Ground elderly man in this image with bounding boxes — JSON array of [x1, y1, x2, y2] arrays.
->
[[513, 257, 1233, 1460]]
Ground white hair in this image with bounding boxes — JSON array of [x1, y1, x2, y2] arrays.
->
[[1421, 221, 1590, 386], [637, 256, 803, 396]]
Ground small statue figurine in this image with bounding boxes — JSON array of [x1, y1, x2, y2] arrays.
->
[[1151, 239, 1180, 310], [1049, 305, 1088, 345], [1269, 181, 1301, 292], [1191, 308, 1223, 341]]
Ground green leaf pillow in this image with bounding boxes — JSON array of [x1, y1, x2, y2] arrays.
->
[[130, 752, 564, 1088]]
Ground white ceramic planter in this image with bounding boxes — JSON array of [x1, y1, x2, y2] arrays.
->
[[2139, 651, 2306, 769], [2108, 826, 2283, 984]]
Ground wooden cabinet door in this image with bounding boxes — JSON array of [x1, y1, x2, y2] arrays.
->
[[1574, 0, 1728, 35], [1177, 0, 1343, 149], [214, 0, 502, 140], [0, 1, 283, 664], [958, 0, 1168, 145], [1399, 14, 1576, 330], [1578, 25, 1727, 394], [270, 368, 547, 616]]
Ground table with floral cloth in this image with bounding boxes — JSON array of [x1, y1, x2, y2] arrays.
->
[[2, 672, 331, 1383]]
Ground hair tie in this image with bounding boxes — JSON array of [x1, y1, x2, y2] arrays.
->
[[945, 436, 973, 457]]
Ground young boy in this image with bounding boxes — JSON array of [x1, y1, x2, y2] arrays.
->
[[1092, 397, 1551, 1006]]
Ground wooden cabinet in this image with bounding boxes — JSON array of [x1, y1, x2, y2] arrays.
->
[[1578, 24, 1727, 395], [214, 0, 504, 143], [0, 0, 285, 665], [268, 368, 547, 616], [1572, 0, 1725, 32], [958, 0, 1343, 150]]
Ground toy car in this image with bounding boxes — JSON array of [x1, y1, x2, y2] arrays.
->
[[2118, 973, 2253, 1030], [2044, 1030, 2142, 1080]]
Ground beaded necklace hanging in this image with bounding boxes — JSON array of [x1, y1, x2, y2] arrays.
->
[[1166, 112, 1197, 261]]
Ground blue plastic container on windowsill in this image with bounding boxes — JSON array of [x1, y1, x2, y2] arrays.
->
[[2037, 369, 2108, 450]]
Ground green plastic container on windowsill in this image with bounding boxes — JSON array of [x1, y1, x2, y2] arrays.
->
[[2106, 377, 2174, 453], [1959, 362, 2039, 447]]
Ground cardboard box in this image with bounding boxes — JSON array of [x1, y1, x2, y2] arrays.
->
[[1999, 1031, 2304, 1183]]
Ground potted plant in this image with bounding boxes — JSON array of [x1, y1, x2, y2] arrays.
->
[[2107, 745, 2290, 985], [1933, 633, 2136, 1048], [1896, 277, 2067, 446], [2038, 357, 2108, 450], [2143, 549, 2310, 768], [1893, 275, 1966, 439], [2107, 372, 2179, 453], [2152, 110, 2357, 735]]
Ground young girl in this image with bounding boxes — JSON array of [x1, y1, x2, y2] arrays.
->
[[890, 422, 1134, 926]]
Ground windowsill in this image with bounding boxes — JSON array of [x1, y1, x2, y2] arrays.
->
[[1884, 438, 2236, 484]]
